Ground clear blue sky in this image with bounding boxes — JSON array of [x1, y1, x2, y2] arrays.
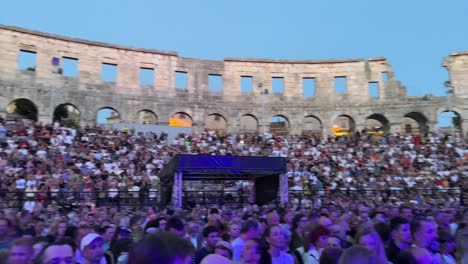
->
[[3, 0, 468, 97]]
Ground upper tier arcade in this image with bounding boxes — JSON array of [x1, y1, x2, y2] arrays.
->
[[0, 24, 467, 136]]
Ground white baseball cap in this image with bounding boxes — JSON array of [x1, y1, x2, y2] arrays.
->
[[80, 233, 103, 251]]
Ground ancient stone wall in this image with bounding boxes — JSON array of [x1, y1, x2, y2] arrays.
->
[[0, 24, 466, 136]]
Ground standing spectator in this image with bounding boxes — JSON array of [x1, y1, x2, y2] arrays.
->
[[8, 237, 33, 264], [436, 230, 456, 264], [166, 216, 186, 237], [296, 224, 330, 264], [78, 233, 106, 264], [128, 232, 194, 264], [0, 218, 17, 249], [386, 216, 412, 263], [38, 239, 75, 264], [338, 245, 377, 264], [241, 239, 262, 264], [232, 220, 260, 263], [410, 216, 439, 263], [354, 224, 388, 264], [194, 226, 220, 264], [263, 225, 294, 264]]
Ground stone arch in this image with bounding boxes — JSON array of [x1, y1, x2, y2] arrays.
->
[[332, 114, 356, 136], [53, 103, 81, 125], [437, 110, 462, 134], [96, 107, 121, 128], [205, 113, 228, 132], [239, 114, 259, 133], [403, 112, 428, 134], [169, 112, 193, 127], [270, 115, 290, 135], [136, 109, 158, 124], [6, 98, 38, 121], [365, 113, 390, 133], [302, 115, 323, 136]]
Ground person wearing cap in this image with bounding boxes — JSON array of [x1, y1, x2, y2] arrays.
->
[[77, 233, 106, 264]]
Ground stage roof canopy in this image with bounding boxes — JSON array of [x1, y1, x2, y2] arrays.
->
[[160, 154, 287, 181]]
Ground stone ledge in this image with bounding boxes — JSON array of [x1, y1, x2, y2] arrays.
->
[[0, 24, 179, 57], [224, 57, 365, 64]]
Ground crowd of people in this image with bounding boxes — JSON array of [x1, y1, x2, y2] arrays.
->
[[0, 117, 467, 263]]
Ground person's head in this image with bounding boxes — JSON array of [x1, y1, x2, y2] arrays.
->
[[319, 247, 343, 264], [116, 226, 132, 240], [281, 211, 293, 225], [200, 254, 232, 264], [110, 238, 132, 264], [338, 245, 377, 264], [228, 223, 241, 239], [307, 224, 331, 250], [8, 237, 34, 264], [266, 211, 280, 226], [355, 224, 388, 264], [400, 206, 413, 220], [202, 226, 220, 249], [437, 229, 455, 254], [318, 216, 333, 230], [292, 213, 308, 230], [327, 235, 344, 249], [240, 220, 260, 240], [39, 239, 74, 264], [166, 216, 186, 237], [128, 232, 194, 264], [54, 221, 68, 237], [157, 217, 167, 230], [264, 225, 283, 250], [0, 218, 11, 237], [214, 241, 233, 259], [101, 225, 116, 242], [390, 216, 412, 244], [241, 239, 262, 264], [81, 233, 104, 264], [411, 216, 438, 248]]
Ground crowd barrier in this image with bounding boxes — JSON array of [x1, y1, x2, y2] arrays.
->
[[0, 188, 465, 211]]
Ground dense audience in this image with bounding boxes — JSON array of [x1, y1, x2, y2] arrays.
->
[[0, 117, 467, 263]]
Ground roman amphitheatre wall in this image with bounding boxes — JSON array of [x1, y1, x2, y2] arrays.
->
[[0, 25, 465, 136]]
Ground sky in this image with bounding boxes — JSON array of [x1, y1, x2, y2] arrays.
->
[[2, 0, 466, 126]]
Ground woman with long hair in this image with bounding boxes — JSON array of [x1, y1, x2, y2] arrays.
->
[[290, 213, 308, 250], [354, 224, 388, 264], [262, 225, 294, 264], [295, 224, 330, 264]]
